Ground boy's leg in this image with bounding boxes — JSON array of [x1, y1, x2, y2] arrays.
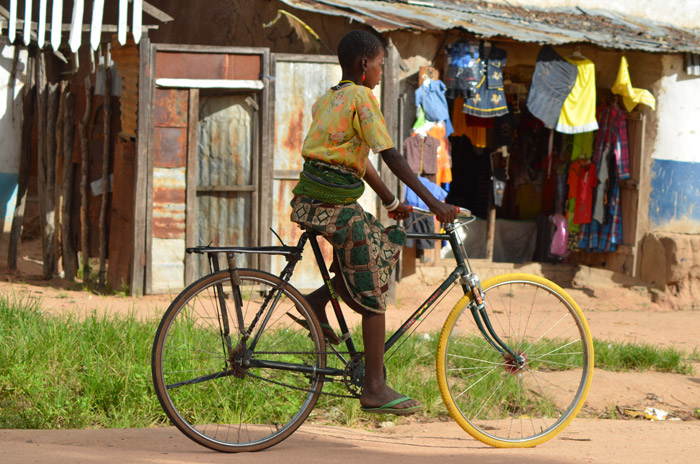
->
[[332, 274, 421, 411]]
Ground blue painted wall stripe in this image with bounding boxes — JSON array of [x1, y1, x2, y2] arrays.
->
[[649, 159, 700, 227], [0, 172, 19, 222]]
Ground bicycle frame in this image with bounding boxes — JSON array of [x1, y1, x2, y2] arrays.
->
[[188, 216, 524, 371]]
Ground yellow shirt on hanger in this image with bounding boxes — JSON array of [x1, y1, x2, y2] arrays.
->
[[556, 57, 599, 134], [612, 56, 656, 112]]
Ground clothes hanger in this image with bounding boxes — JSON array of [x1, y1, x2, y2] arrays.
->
[[568, 45, 586, 59]]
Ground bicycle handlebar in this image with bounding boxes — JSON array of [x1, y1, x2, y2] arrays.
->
[[407, 205, 473, 220]]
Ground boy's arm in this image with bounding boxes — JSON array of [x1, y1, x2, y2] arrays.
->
[[378, 147, 458, 223]]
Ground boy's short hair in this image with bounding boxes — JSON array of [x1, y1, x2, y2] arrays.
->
[[337, 30, 384, 69]]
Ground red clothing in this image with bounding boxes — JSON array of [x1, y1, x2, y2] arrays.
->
[[574, 161, 596, 224]]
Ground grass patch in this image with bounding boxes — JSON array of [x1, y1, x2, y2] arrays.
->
[[0, 294, 694, 430], [593, 339, 694, 375], [0, 295, 164, 429]]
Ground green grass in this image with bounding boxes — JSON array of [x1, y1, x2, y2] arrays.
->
[[0, 295, 695, 429]]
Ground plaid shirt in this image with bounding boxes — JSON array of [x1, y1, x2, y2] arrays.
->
[[578, 103, 629, 252]]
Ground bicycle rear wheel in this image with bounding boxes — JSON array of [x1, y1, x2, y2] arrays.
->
[[152, 269, 326, 452], [436, 273, 593, 447]]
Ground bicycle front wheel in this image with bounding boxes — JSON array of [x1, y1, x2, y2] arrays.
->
[[436, 273, 593, 448], [152, 269, 326, 452]]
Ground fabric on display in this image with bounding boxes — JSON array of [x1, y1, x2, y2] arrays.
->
[[555, 57, 599, 134], [577, 102, 631, 253], [573, 161, 596, 224], [404, 134, 439, 175], [445, 40, 481, 100], [527, 45, 578, 129], [404, 177, 447, 250], [462, 45, 509, 118], [415, 79, 454, 136], [612, 56, 656, 112], [571, 131, 595, 160]]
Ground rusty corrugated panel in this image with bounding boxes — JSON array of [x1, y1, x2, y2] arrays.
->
[[153, 127, 187, 168], [152, 167, 186, 239], [272, 57, 381, 289], [111, 37, 139, 138], [194, 94, 255, 276], [280, 0, 700, 53], [153, 88, 188, 127]]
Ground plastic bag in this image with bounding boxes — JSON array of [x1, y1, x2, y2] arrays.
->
[[550, 214, 569, 257]]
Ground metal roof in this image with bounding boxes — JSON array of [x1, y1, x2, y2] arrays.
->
[[279, 0, 700, 53]]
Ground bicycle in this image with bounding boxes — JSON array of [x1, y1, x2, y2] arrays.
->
[[151, 206, 594, 452]]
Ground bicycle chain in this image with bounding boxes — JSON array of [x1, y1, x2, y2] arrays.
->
[[245, 350, 361, 399]]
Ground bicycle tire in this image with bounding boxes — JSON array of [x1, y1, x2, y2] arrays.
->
[[436, 273, 594, 448], [152, 269, 326, 452]]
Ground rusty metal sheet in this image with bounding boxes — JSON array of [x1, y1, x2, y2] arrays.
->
[[271, 58, 381, 288], [229, 54, 261, 80], [194, 94, 255, 276], [153, 126, 187, 168], [153, 88, 188, 127], [111, 37, 139, 138], [280, 0, 700, 53], [155, 52, 261, 80], [152, 167, 186, 239]]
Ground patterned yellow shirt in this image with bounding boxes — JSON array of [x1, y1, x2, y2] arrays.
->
[[302, 84, 393, 176]]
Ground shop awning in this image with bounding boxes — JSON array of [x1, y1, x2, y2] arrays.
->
[[280, 0, 700, 54], [0, 0, 171, 52]]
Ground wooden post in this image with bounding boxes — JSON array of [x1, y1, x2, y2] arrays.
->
[[485, 182, 496, 262], [54, 82, 66, 275], [62, 90, 77, 280], [43, 81, 59, 278], [98, 61, 112, 287], [8, 53, 35, 273], [79, 75, 93, 283]]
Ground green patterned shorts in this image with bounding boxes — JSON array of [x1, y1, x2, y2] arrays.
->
[[291, 196, 406, 314]]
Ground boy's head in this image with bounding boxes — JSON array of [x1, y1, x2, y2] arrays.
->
[[337, 30, 384, 70]]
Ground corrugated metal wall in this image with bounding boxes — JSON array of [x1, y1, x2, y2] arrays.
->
[[271, 55, 380, 290], [195, 94, 255, 276]]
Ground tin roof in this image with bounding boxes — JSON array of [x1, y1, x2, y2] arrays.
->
[[280, 0, 700, 53]]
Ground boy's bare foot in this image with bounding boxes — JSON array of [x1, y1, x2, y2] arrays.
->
[[360, 385, 423, 415], [301, 289, 341, 345]]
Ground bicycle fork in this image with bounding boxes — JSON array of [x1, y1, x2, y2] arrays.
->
[[462, 273, 527, 367]]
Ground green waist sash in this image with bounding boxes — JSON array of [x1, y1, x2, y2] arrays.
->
[[292, 160, 365, 205]]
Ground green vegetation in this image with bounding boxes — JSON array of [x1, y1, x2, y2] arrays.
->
[[0, 295, 695, 429]]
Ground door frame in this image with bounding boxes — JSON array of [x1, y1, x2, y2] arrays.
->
[[133, 43, 272, 294]]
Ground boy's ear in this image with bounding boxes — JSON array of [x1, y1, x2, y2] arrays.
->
[[361, 57, 368, 69]]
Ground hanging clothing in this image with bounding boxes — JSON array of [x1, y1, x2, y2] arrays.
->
[[462, 45, 509, 118], [577, 102, 630, 252], [612, 56, 656, 112], [415, 79, 454, 136], [527, 45, 578, 129], [573, 161, 596, 224], [424, 123, 453, 184], [404, 134, 439, 175], [404, 177, 447, 250], [556, 57, 599, 134], [445, 40, 481, 100], [571, 131, 595, 160]]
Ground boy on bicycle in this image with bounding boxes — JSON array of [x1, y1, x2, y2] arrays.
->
[[290, 30, 458, 415]]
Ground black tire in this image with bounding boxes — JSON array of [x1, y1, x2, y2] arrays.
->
[[152, 269, 326, 452]]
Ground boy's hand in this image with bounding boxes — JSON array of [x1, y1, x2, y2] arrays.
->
[[388, 202, 411, 221], [430, 202, 459, 223]]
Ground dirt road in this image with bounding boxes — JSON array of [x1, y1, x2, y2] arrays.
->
[[2, 420, 699, 464]]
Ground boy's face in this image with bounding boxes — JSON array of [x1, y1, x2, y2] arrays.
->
[[363, 50, 385, 89]]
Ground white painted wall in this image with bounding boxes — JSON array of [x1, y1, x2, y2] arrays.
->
[[488, 0, 700, 28], [0, 44, 27, 232], [652, 55, 700, 163], [0, 45, 26, 174]]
